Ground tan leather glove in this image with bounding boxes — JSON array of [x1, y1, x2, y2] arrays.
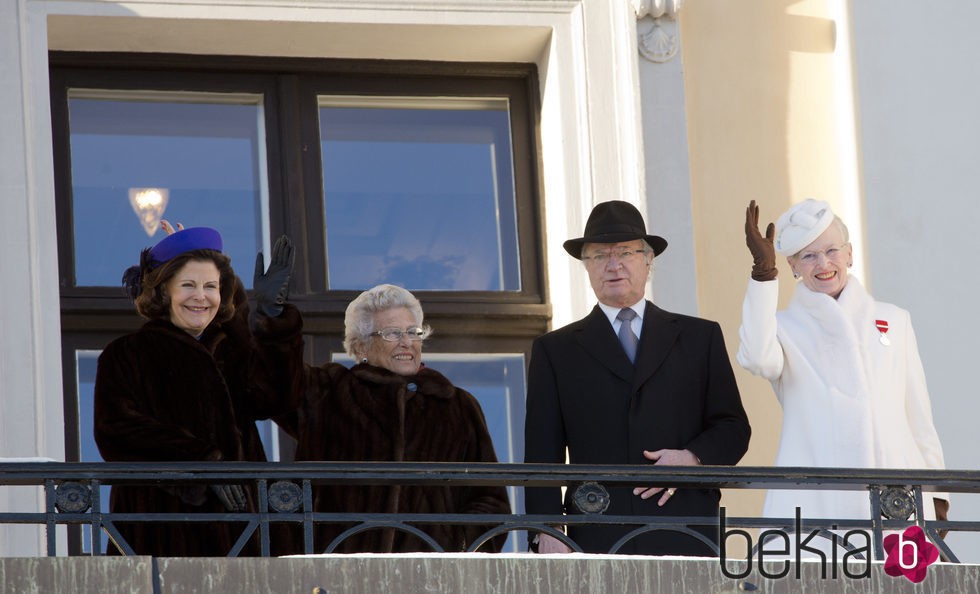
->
[[935, 497, 950, 540], [745, 200, 778, 281]]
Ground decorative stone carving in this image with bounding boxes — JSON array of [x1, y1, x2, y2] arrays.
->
[[879, 486, 916, 521], [572, 481, 611, 514], [268, 480, 303, 513], [633, 0, 683, 63], [55, 481, 92, 513]]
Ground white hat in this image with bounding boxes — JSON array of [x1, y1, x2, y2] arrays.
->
[[774, 199, 835, 256]]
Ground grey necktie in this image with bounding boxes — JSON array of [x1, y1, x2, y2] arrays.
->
[[616, 308, 638, 363]]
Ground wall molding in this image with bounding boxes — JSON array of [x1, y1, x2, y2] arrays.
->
[[632, 0, 681, 63]]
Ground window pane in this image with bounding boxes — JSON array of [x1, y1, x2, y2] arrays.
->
[[68, 90, 270, 288], [76, 349, 109, 553], [319, 97, 520, 291], [420, 354, 526, 467]]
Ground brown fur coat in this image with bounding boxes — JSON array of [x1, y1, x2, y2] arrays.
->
[[93, 300, 302, 556], [272, 360, 511, 554]]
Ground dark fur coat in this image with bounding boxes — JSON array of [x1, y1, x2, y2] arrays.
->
[[272, 359, 511, 554], [93, 297, 302, 556]]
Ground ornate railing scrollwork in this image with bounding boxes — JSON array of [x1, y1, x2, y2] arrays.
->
[[879, 486, 916, 521], [572, 481, 611, 514], [1, 462, 972, 561], [268, 480, 303, 513], [55, 481, 92, 513]]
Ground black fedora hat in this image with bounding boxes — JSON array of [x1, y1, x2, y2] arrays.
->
[[563, 200, 668, 259]]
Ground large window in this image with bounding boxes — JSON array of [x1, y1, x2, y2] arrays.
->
[[319, 97, 520, 291], [66, 90, 271, 288], [51, 53, 546, 552]]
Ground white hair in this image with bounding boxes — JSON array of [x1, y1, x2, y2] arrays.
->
[[343, 284, 430, 358]]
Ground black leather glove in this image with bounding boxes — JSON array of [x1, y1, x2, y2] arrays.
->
[[210, 484, 247, 512], [745, 200, 778, 282], [253, 235, 294, 317]]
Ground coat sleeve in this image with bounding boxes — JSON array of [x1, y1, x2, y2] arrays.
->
[[455, 389, 512, 552], [246, 303, 306, 419], [684, 322, 752, 466], [523, 337, 567, 517], [93, 341, 222, 462], [737, 278, 785, 381]]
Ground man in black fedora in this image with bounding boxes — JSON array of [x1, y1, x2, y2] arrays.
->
[[524, 200, 751, 556]]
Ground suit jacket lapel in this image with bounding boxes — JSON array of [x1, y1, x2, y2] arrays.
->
[[632, 301, 680, 391], [575, 306, 634, 383]]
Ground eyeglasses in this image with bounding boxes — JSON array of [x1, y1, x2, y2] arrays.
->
[[373, 326, 430, 342], [796, 243, 848, 266], [581, 247, 650, 266]]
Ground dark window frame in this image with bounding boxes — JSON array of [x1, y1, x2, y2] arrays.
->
[[51, 54, 548, 308], [50, 50, 550, 458]]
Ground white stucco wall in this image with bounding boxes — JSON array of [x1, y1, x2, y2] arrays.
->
[[635, 16, 699, 316], [0, 0, 67, 557], [849, 0, 980, 563]]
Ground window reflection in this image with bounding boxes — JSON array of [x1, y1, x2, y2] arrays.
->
[[75, 350, 108, 553], [319, 97, 520, 291], [67, 90, 270, 288]]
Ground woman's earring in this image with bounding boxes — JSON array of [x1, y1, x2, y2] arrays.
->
[[792, 272, 800, 279], [361, 358, 368, 363]]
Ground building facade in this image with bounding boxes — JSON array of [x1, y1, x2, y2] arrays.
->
[[3, 0, 978, 561]]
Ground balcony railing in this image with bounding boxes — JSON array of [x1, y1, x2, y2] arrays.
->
[[1, 462, 977, 562]]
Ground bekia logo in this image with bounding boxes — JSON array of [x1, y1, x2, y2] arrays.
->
[[884, 525, 939, 583], [720, 508, 941, 583]]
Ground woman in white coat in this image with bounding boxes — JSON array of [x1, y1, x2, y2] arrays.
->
[[738, 199, 947, 555]]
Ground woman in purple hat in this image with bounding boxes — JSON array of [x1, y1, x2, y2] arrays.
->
[[93, 225, 300, 556]]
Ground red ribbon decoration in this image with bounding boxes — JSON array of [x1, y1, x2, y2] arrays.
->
[[875, 319, 889, 334]]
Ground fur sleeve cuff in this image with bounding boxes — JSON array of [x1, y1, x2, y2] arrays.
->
[[250, 303, 302, 342]]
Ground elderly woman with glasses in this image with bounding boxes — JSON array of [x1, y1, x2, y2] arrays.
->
[[263, 283, 510, 554], [738, 199, 948, 554]]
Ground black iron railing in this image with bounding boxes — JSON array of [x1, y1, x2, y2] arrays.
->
[[1, 462, 976, 561]]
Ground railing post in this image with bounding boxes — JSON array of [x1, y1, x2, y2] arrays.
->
[[44, 479, 57, 556], [868, 485, 885, 560], [258, 479, 270, 557], [91, 479, 103, 556], [303, 479, 314, 554]]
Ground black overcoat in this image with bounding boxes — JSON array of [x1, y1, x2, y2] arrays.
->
[[524, 301, 751, 555]]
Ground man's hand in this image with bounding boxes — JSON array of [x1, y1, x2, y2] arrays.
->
[[535, 533, 572, 554], [210, 484, 247, 512], [633, 448, 700, 506], [253, 235, 294, 317], [745, 200, 777, 281]]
